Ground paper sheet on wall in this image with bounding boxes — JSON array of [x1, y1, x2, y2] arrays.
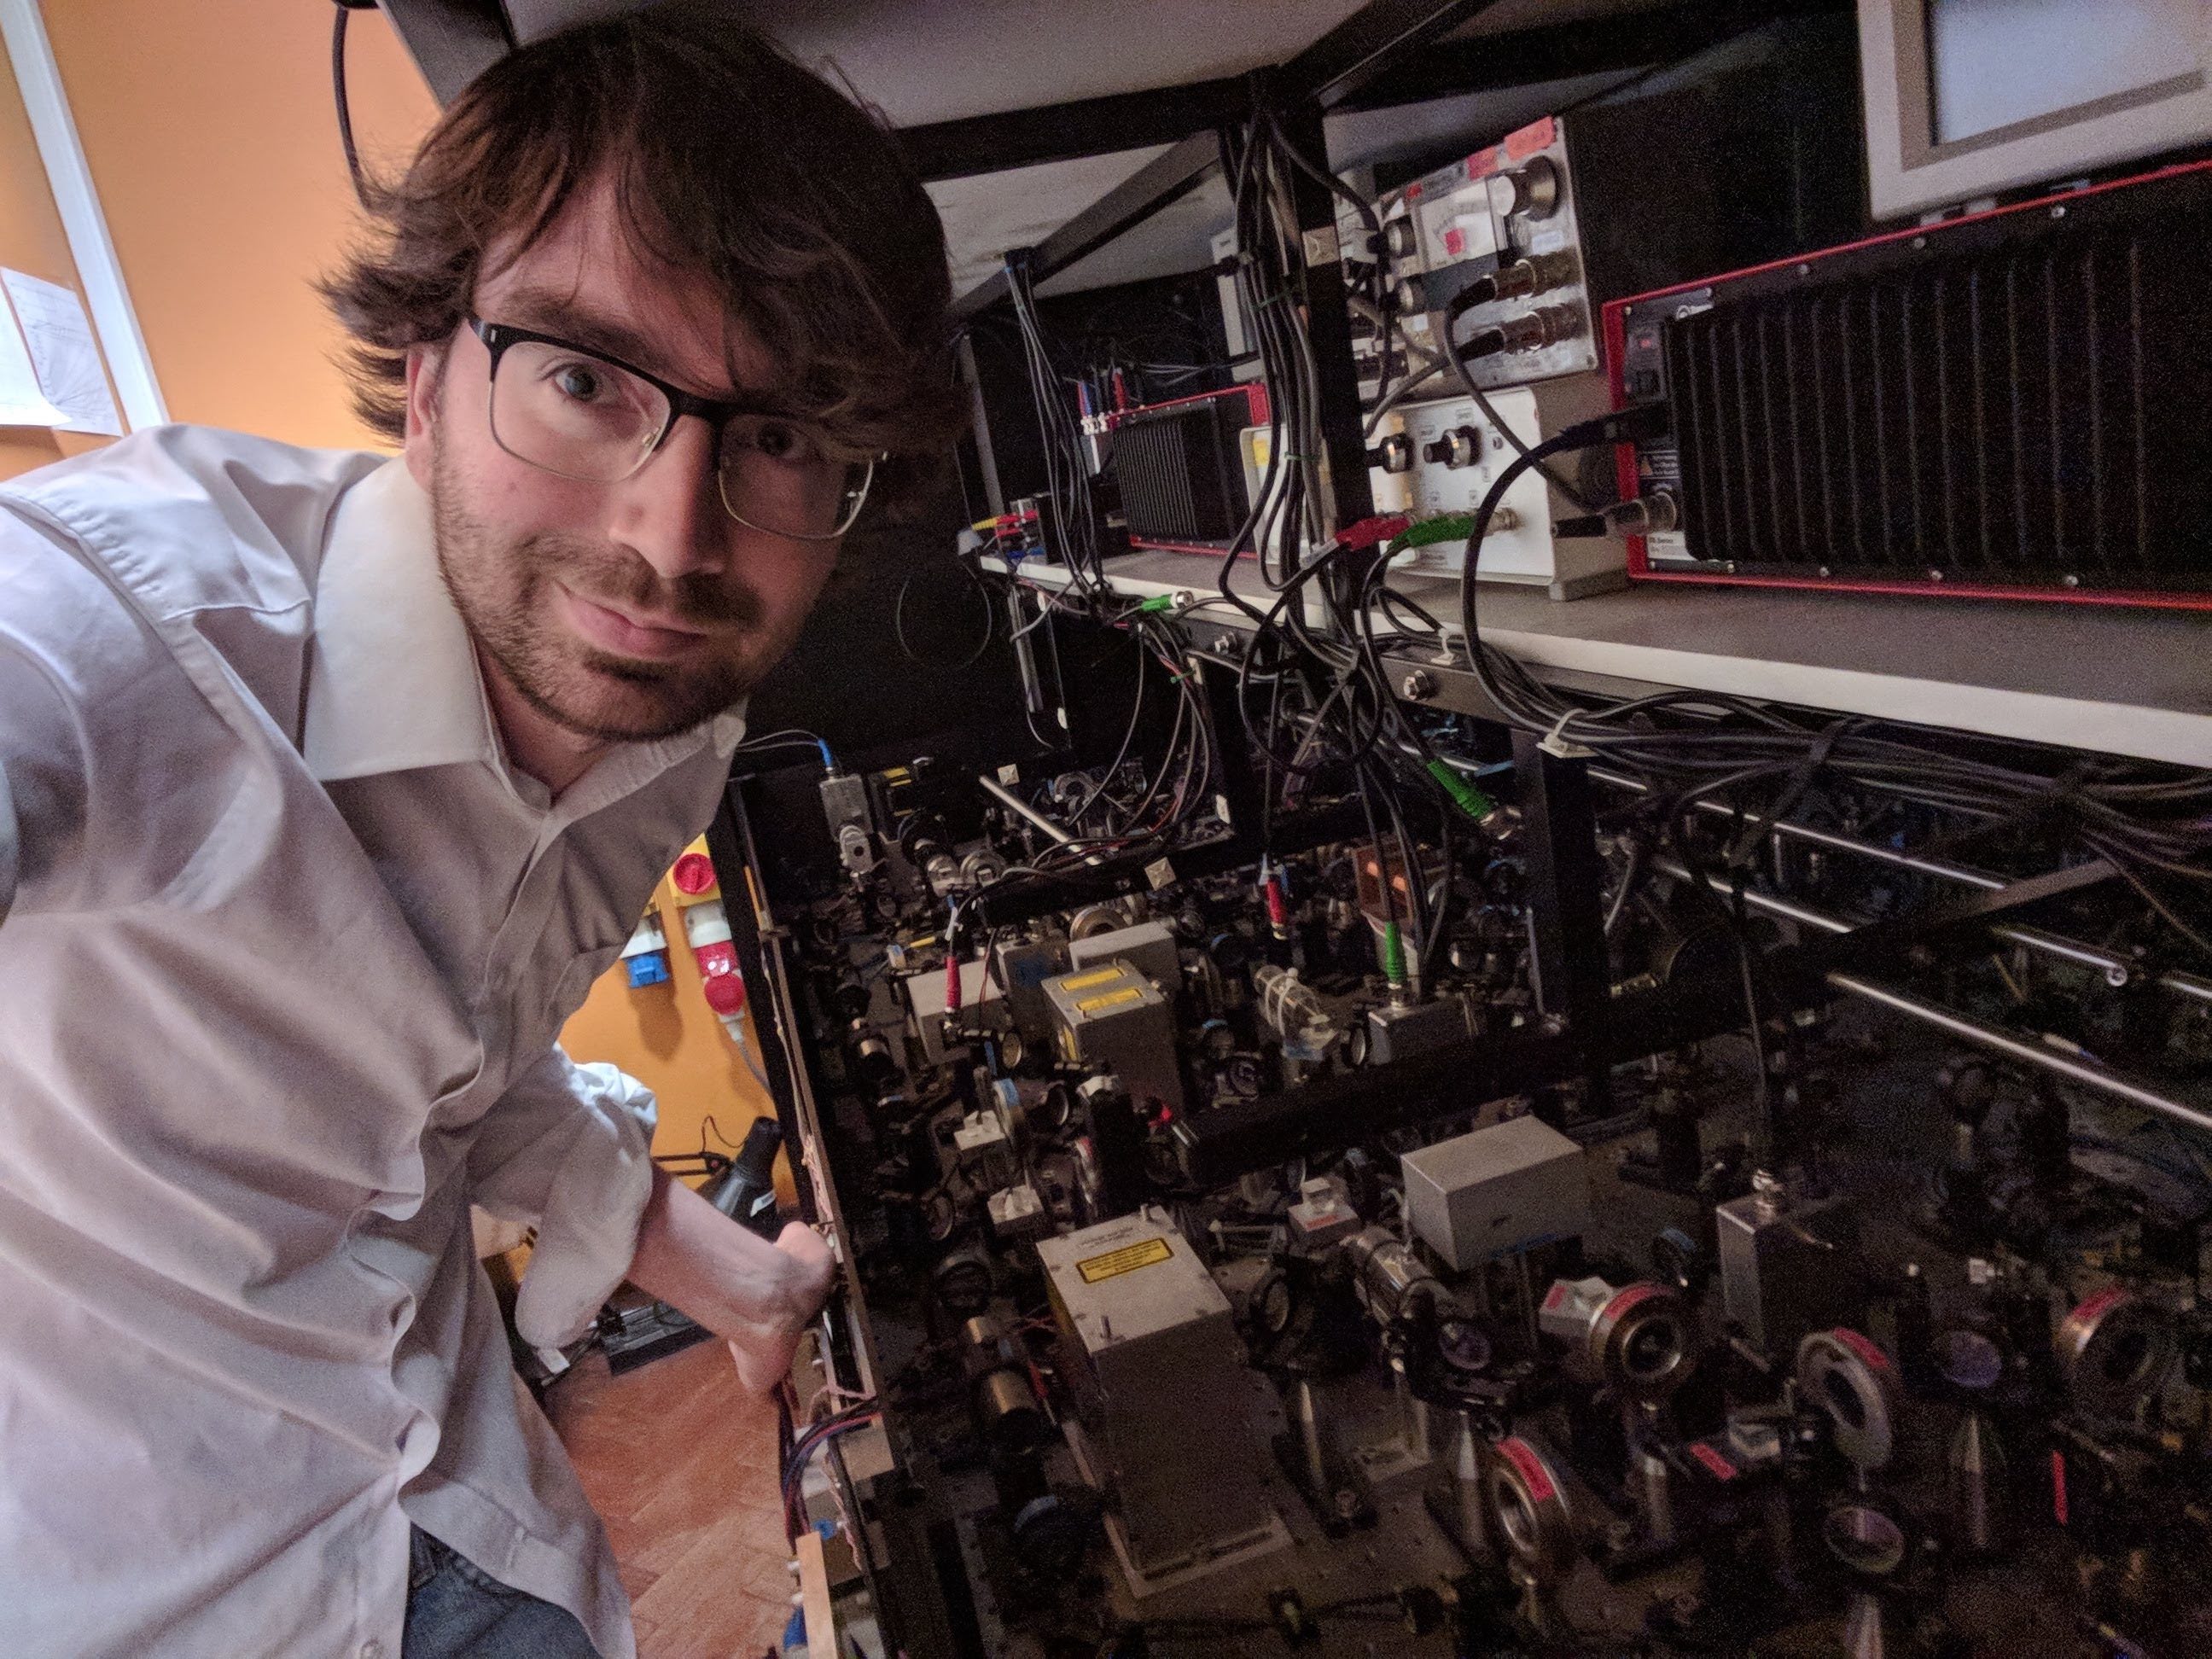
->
[[1, 271, 121, 435], [0, 278, 65, 428]]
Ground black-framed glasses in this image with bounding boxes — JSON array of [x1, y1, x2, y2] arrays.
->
[[467, 317, 876, 541]]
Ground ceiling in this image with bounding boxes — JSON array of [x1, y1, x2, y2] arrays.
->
[[379, 0, 1739, 299], [713, 0, 1372, 129], [890, 0, 1684, 301], [717, 0, 1683, 129]]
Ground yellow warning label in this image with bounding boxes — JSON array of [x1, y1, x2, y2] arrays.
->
[[1061, 967, 1126, 991], [1077, 1237, 1173, 1284], [1075, 987, 1144, 1014]]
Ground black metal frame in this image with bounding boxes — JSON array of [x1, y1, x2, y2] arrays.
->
[[901, 76, 1251, 183], [947, 0, 1516, 322]]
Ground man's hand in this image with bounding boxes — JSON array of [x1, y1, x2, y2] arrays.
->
[[626, 1167, 839, 1394], [725, 1220, 835, 1394]]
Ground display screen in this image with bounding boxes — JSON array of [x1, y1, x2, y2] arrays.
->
[[1927, 0, 2201, 145]]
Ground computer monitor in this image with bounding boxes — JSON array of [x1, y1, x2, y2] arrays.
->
[[1861, 0, 2212, 219]]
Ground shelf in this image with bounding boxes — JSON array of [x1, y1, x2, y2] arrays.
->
[[990, 550, 2212, 766]]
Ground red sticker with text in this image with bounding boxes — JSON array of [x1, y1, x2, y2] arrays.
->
[[1504, 116, 1557, 160]]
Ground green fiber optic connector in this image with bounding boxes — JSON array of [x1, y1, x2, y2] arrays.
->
[[1426, 757, 1495, 821], [1382, 919, 1407, 986]]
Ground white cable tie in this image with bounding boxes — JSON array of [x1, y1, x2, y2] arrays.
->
[[1539, 707, 1595, 761]]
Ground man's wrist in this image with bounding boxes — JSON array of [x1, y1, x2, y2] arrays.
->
[[628, 1164, 818, 1341]]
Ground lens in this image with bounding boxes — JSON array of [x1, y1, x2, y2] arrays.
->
[[489, 339, 666, 481], [719, 413, 873, 539]]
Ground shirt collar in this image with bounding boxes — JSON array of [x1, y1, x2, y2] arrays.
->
[[300, 458, 748, 789]]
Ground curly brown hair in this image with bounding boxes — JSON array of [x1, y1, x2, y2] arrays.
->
[[321, 11, 959, 506]]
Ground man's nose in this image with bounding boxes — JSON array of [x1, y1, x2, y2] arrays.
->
[[608, 415, 725, 584]]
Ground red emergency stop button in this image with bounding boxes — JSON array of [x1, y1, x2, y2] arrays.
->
[[702, 972, 746, 1016]]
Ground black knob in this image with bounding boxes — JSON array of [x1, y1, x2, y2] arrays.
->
[[1487, 156, 1561, 219], [1366, 434, 1413, 474], [1383, 217, 1419, 259], [1421, 428, 1479, 469], [701, 1115, 787, 1237]]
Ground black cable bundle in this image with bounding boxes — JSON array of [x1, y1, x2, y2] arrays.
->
[[1004, 253, 1109, 593], [967, 254, 1229, 877], [1194, 107, 1476, 976], [1451, 419, 2212, 960]]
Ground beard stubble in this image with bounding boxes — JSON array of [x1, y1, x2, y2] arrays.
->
[[428, 440, 783, 743]]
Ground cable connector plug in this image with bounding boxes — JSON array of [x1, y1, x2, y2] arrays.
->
[[1337, 514, 1414, 553], [1382, 920, 1408, 990], [1553, 492, 1679, 539], [1425, 757, 1500, 828], [1558, 402, 1674, 450]]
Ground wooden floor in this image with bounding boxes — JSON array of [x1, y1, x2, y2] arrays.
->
[[545, 1336, 794, 1659]]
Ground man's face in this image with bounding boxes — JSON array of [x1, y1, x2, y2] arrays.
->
[[402, 175, 839, 744]]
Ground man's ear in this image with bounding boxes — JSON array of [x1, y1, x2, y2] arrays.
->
[[401, 341, 447, 488]]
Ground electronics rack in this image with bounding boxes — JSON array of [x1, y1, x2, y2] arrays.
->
[[705, 8, 2212, 1658]]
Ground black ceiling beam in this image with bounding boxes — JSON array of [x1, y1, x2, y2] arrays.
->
[[951, 127, 1224, 319], [1284, 0, 1507, 109], [950, 0, 1502, 316], [900, 76, 1250, 183], [1327, 0, 1853, 113]]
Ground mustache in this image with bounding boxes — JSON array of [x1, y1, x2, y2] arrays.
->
[[522, 532, 766, 629]]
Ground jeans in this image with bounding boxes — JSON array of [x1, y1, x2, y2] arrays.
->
[[402, 1527, 599, 1659]]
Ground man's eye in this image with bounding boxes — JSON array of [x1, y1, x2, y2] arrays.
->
[[550, 362, 605, 403], [748, 420, 822, 466]]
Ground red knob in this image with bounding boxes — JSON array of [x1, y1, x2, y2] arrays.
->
[[702, 972, 746, 1016], [672, 853, 717, 894]]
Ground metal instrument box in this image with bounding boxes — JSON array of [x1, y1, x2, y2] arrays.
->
[[1039, 1212, 1276, 1576], [1402, 1115, 1590, 1270], [1045, 960, 1185, 1115]]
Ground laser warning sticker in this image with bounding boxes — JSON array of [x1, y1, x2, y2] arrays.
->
[[1075, 987, 1144, 1014], [1076, 1237, 1173, 1284]]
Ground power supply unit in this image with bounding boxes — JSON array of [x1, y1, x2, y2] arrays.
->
[[1100, 383, 1271, 556], [1605, 158, 2212, 609]]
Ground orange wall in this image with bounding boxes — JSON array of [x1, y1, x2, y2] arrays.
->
[[38, 2, 775, 1167], [42, 1, 437, 450]]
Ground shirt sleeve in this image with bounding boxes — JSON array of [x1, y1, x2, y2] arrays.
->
[[467, 1045, 661, 1348]]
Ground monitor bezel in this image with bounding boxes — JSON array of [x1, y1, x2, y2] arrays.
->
[[1862, 0, 2212, 219]]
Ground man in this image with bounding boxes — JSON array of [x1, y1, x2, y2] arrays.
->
[[0, 15, 955, 1657]]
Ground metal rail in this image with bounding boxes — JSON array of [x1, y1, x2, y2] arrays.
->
[[1828, 975, 2212, 1140], [975, 772, 1078, 847], [1591, 765, 2207, 1004], [1651, 856, 2212, 1142]]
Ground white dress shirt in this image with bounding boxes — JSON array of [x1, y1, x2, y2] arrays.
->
[[0, 427, 746, 1658]]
